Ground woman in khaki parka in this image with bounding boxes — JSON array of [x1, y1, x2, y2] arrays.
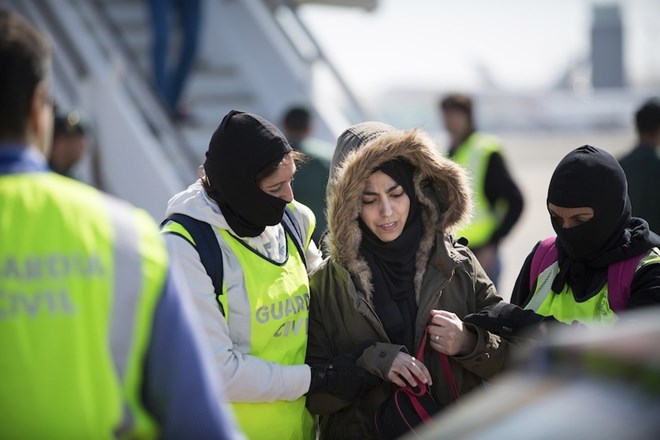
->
[[306, 122, 517, 439]]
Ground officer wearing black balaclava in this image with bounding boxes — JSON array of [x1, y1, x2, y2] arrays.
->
[[204, 110, 293, 237], [162, 109, 325, 439], [547, 145, 660, 297], [510, 145, 660, 316]]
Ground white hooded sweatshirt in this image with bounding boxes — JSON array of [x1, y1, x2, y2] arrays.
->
[[164, 180, 323, 402]]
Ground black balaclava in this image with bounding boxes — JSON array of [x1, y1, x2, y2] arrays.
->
[[547, 144, 660, 297], [204, 110, 292, 237], [358, 159, 423, 353]]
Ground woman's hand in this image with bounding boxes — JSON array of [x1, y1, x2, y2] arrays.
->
[[428, 309, 477, 356], [387, 352, 432, 388]]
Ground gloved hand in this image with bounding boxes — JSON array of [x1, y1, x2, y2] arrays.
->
[[308, 344, 380, 401], [463, 302, 549, 335]]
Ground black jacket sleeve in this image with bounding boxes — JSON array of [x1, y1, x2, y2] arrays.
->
[[509, 243, 540, 307], [627, 262, 660, 309], [483, 151, 524, 246]]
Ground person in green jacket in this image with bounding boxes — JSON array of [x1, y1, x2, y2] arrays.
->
[[306, 122, 518, 439], [280, 105, 332, 245]]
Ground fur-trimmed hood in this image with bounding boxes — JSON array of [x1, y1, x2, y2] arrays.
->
[[324, 123, 472, 299]]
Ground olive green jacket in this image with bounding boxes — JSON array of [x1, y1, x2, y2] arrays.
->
[[306, 126, 515, 439]]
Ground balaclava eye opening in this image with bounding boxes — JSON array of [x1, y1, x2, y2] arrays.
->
[[547, 144, 630, 263]]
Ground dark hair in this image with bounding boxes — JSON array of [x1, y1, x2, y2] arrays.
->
[[54, 110, 87, 138], [439, 93, 473, 122], [0, 9, 51, 139], [283, 106, 311, 132], [254, 150, 306, 184], [635, 97, 660, 136], [440, 93, 472, 116]]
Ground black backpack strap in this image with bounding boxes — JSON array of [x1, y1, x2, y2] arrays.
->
[[161, 214, 225, 316], [160, 208, 306, 316], [282, 206, 307, 268]]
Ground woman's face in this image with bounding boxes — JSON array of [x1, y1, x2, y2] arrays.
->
[[258, 153, 296, 203], [359, 171, 410, 242], [548, 203, 594, 229]]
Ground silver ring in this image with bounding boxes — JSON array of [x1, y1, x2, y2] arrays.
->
[[434, 335, 440, 341]]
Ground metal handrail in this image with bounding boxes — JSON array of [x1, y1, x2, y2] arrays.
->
[[83, 0, 202, 179], [271, 2, 372, 123]]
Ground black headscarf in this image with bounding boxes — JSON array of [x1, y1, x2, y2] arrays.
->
[[358, 159, 423, 353], [547, 145, 660, 297], [203, 110, 292, 237]]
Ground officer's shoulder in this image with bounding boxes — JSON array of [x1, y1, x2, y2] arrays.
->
[[289, 200, 316, 223], [95, 190, 163, 240]]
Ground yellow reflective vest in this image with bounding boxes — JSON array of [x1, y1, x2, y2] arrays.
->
[[161, 205, 315, 439], [0, 170, 167, 439], [452, 132, 506, 248], [221, 228, 314, 439], [525, 248, 660, 324]]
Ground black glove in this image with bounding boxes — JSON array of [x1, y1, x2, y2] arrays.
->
[[308, 344, 380, 401], [463, 302, 549, 335], [308, 358, 363, 401]]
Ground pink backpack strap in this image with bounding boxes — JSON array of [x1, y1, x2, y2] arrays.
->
[[529, 236, 558, 292], [607, 253, 645, 313]]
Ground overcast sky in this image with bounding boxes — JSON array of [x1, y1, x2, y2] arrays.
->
[[299, 0, 660, 97]]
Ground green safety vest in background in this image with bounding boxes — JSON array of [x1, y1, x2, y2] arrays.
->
[[452, 132, 506, 248], [0, 172, 167, 439]]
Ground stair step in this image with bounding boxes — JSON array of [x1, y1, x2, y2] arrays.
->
[[121, 27, 151, 58], [185, 72, 251, 103], [185, 98, 258, 127], [180, 126, 214, 160], [104, 1, 148, 27]]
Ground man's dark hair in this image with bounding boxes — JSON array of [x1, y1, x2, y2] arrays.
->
[[54, 109, 87, 138], [635, 97, 660, 136], [283, 106, 311, 133], [0, 9, 51, 139], [439, 93, 474, 122]]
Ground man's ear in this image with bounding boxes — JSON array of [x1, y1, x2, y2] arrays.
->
[[28, 81, 53, 155]]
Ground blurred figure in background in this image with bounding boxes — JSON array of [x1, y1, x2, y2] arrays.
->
[[0, 9, 240, 438], [147, 0, 201, 122], [49, 108, 106, 189], [49, 109, 87, 178], [439, 92, 524, 288], [281, 105, 332, 245], [511, 145, 660, 325], [619, 97, 660, 234]]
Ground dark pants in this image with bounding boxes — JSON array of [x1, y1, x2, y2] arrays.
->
[[148, 0, 201, 113]]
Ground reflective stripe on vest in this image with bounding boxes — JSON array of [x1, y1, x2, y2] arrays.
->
[[524, 248, 660, 324], [453, 133, 504, 248], [105, 195, 166, 439], [0, 173, 163, 438], [640, 247, 660, 268], [218, 229, 315, 440]]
